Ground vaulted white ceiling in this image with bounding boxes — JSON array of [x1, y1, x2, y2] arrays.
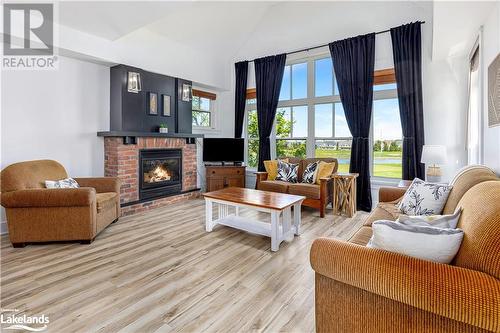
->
[[56, 1, 491, 88]]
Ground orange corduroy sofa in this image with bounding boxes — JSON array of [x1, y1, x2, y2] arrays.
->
[[310, 165, 500, 332], [1, 160, 121, 247]]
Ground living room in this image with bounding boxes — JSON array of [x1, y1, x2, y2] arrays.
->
[[1, 1, 499, 332]]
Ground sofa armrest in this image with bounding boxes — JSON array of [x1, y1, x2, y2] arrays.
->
[[378, 186, 406, 202], [310, 238, 500, 332], [74, 177, 121, 194], [1, 188, 96, 208], [254, 172, 268, 189]]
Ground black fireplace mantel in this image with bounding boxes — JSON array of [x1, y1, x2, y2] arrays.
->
[[97, 131, 203, 144]]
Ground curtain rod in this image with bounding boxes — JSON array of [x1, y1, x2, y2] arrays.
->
[[247, 21, 425, 63]]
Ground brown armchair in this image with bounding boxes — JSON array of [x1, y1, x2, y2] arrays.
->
[[255, 158, 337, 218], [1, 160, 121, 247]]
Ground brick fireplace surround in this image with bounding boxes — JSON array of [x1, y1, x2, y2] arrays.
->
[[103, 137, 200, 216]]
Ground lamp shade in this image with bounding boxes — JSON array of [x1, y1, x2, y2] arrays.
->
[[421, 145, 447, 165]]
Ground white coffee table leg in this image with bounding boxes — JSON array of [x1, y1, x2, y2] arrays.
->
[[205, 199, 213, 232], [283, 207, 293, 242], [271, 211, 279, 252], [293, 203, 302, 235]]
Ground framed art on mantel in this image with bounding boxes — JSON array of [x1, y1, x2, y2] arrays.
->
[[148, 92, 158, 115], [162, 94, 171, 116], [488, 52, 500, 127]]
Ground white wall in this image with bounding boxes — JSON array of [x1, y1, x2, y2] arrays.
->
[[482, 3, 500, 174], [1, 56, 110, 232]]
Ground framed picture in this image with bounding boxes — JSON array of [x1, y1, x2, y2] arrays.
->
[[162, 94, 171, 116], [488, 52, 500, 127], [148, 92, 158, 115]]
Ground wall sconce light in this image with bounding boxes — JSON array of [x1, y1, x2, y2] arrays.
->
[[181, 83, 192, 102], [127, 72, 142, 93]]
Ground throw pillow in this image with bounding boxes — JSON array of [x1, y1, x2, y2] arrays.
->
[[367, 220, 464, 264], [45, 178, 80, 189], [398, 178, 452, 216], [315, 161, 336, 184], [264, 158, 289, 180], [397, 208, 462, 229], [302, 161, 319, 184], [275, 160, 299, 183]]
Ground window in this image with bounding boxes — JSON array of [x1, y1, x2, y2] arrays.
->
[[244, 55, 402, 180], [467, 42, 481, 164], [192, 89, 216, 128], [372, 98, 402, 179], [246, 99, 259, 168]]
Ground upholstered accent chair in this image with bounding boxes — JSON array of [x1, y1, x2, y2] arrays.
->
[[311, 165, 500, 332], [255, 158, 338, 217], [1, 160, 121, 247]]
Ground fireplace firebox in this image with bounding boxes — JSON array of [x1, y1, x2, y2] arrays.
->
[[139, 149, 182, 200]]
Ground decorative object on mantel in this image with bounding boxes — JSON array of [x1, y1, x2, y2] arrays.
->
[[181, 83, 192, 102], [148, 92, 158, 115], [162, 94, 171, 116], [488, 52, 500, 127], [159, 123, 168, 133], [421, 145, 447, 183], [127, 71, 141, 93]]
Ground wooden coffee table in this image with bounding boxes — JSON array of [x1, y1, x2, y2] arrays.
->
[[203, 187, 305, 252]]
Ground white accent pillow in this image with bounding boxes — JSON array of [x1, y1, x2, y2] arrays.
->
[[396, 208, 462, 229], [398, 178, 452, 216], [367, 220, 464, 264], [45, 178, 80, 189]]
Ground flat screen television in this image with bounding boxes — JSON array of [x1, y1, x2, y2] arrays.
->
[[203, 138, 244, 163]]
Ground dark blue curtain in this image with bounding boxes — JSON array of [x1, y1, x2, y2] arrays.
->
[[255, 54, 286, 171], [329, 33, 375, 212], [234, 61, 248, 138], [391, 22, 425, 180]]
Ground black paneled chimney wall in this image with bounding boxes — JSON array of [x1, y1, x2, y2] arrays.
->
[[110, 64, 193, 134]]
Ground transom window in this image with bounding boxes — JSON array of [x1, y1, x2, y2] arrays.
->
[[245, 56, 402, 179], [192, 89, 216, 129]]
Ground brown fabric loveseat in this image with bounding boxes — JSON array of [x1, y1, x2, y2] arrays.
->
[[255, 158, 338, 217], [1, 160, 121, 247], [310, 165, 500, 332]]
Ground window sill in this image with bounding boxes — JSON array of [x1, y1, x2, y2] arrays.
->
[[193, 127, 221, 135], [370, 177, 401, 187]]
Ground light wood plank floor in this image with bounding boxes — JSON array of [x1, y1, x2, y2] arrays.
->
[[1, 199, 366, 333]]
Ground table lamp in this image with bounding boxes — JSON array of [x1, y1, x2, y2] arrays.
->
[[421, 145, 447, 183]]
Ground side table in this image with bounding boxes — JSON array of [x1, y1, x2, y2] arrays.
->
[[332, 173, 359, 218]]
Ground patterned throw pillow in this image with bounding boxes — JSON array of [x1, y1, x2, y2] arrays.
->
[[302, 162, 319, 184], [275, 160, 299, 183], [45, 178, 80, 189], [398, 178, 453, 216]]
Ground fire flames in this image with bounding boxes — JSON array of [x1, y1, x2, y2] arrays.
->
[[144, 165, 171, 183]]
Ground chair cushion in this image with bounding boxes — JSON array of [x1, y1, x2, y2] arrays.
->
[[288, 183, 320, 199], [257, 180, 290, 193], [316, 161, 336, 184], [363, 202, 401, 226], [96, 192, 117, 213], [348, 226, 373, 246], [1, 159, 68, 192], [263, 158, 289, 181]]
